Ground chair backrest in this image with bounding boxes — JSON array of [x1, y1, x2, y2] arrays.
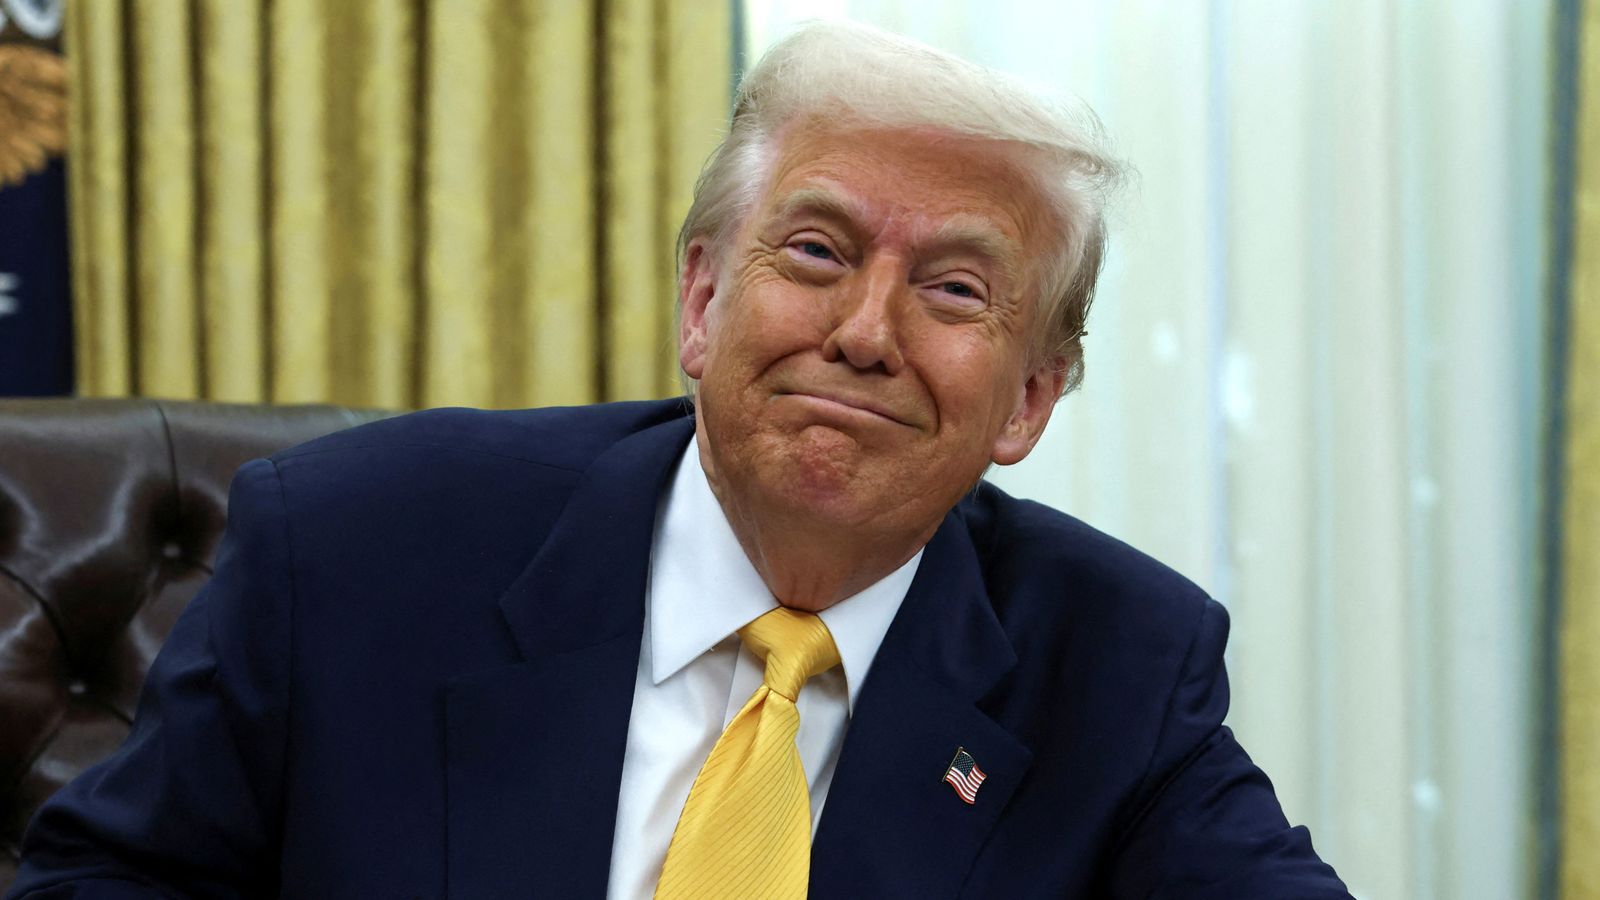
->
[[0, 398, 393, 886]]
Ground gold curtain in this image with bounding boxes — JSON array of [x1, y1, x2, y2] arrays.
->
[[1564, 2, 1600, 897], [64, 0, 730, 408]]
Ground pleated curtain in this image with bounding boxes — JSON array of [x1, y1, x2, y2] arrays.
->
[[1561, 3, 1600, 896], [64, 0, 730, 408]]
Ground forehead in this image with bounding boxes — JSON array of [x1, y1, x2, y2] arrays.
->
[[755, 125, 1053, 258]]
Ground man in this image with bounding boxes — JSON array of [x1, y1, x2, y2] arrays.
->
[[10, 22, 1350, 899]]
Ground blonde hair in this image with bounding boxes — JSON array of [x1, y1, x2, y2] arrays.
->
[[678, 20, 1125, 394]]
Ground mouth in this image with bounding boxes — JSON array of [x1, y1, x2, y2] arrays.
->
[[776, 390, 914, 428]]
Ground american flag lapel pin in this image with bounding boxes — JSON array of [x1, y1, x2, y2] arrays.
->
[[942, 746, 987, 805]]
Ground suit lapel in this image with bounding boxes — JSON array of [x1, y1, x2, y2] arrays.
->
[[444, 415, 695, 900], [441, 410, 1024, 898], [810, 512, 1030, 900]]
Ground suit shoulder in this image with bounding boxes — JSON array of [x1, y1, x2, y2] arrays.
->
[[259, 399, 693, 530], [240, 399, 692, 585], [959, 481, 1215, 639], [270, 398, 693, 472]]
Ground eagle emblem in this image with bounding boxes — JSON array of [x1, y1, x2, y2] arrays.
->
[[0, 42, 67, 190]]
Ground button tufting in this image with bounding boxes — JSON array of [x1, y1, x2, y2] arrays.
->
[[0, 396, 397, 866]]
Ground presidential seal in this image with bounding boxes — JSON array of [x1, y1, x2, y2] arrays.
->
[[0, 43, 65, 190]]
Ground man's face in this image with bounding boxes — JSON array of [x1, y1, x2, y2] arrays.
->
[[679, 126, 1066, 538]]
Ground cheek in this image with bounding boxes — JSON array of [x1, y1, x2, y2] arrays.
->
[[910, 334, 1020, 427], [715, 282, 830, 360]]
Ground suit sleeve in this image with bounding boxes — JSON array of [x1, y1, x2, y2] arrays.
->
[[8, 459, 294, 899], [1106, 598, 1354, 899]]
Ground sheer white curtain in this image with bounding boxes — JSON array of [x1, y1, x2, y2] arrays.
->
[[744, 3, 1549, 898]]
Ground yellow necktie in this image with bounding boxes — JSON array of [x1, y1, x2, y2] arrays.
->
[[654, 606, 842, 900]]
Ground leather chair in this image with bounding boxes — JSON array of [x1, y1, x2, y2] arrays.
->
[[0, 398, 394, 889]]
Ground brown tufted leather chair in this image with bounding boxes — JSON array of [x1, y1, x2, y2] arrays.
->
[[0, 398, 394, 889]]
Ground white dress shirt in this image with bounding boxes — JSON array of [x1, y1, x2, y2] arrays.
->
[[604, 435, 922, 900]]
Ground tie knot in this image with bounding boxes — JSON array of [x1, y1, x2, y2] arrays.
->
[[738, 607, 841, 701]]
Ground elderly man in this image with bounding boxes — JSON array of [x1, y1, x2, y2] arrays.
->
[[11, 22, 1349, 900]]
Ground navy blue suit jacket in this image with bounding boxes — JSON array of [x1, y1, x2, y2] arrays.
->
[[11, 400, 1350, 898]]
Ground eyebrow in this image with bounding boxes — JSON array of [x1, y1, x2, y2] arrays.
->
[[924, 219, 1023, 284], [766, 187, 867, 230]]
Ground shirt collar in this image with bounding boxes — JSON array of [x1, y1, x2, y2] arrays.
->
[[647, 435, 921, 713]]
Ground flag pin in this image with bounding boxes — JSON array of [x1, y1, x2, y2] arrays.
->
[[941, 746, 987, 804]]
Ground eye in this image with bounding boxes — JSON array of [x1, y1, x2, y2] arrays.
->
[[799, 241, 835, 261], [926, 277, 987, 307]]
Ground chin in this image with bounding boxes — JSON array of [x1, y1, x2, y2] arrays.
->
[[755, 425, 882, 524]]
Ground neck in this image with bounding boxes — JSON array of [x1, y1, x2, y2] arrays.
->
[[697, 438, 936, 613]]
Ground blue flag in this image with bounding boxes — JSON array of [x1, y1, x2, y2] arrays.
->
[[0, 0, 72, 396]]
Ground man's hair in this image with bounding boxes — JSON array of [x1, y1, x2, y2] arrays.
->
[[677, 20, 1125, 395]]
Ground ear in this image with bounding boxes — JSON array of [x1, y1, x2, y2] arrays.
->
[[990, 357, 1068, 466], [678, 239, 719, 379]]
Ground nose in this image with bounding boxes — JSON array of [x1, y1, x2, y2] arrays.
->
[[820, 260, 906, 374]]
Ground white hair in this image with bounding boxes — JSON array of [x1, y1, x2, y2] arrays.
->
[[678, 20, 1126, 394]]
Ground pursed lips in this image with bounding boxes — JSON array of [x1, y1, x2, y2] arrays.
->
[[775, 389, 915, 428]]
